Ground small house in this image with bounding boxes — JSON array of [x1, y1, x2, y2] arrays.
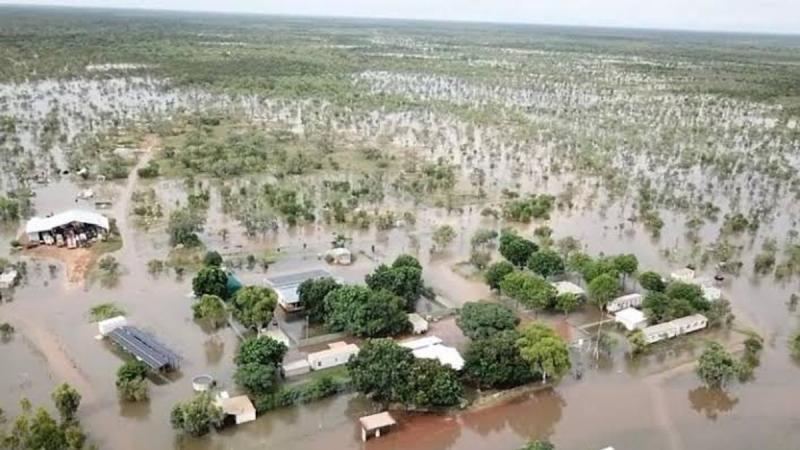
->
[[607, 293, 643, 313], [359, 411, 396, 441], [408, 313, 429, 334], [307, 341, 359, 370], [614, 307, 647, 331], [216, 392, 256, 425]]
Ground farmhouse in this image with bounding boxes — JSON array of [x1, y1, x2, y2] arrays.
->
[[607, 293, 643, 313], [642, 314, 708, 344], [266, 269, 335, 312], [25, 209, 110, 248], [306, 341, 359, 370]]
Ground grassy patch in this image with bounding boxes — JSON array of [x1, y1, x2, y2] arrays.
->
[[88, 302, 126, 322]]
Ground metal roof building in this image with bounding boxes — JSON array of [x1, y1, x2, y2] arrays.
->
[[107, 326, 181, 371], [25, 209, 109, 235], [266, 269, 335, 312]]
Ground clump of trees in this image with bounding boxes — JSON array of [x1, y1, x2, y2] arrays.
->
[[233, 336, 287, 396], [500, 270, 557, 313], [347, 338, 462, 409], [502, 194, 555, 222], [499, 231, 538, 267], [516, 323, 571, 383], [192, 294, 227, 328], [116, 360, 149, 402], [696, 342, 738, 389], [170, 392, 223, 437], [230, 286, 278, 330], [485, 261, 514, 290], [297, 276, 341, 323], [457, 301, 519, 340], [167, 205, 205, 248], [365, 254, 424, 309], [464, 329, 536, 389], [192, 265, 229, 299], [325, 286, 410, 337], [0, 384, 90, 449], [642, 281, 711, 324]]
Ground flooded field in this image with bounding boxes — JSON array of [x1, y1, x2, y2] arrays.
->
[[1, 7, 800, 450]]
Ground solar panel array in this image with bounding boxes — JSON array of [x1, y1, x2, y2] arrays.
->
[[108, 326, 181, 371]]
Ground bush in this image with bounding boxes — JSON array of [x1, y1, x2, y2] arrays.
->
[[116, 361, 149, 402]]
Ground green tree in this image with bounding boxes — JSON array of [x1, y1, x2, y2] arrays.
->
[[170, 392, 223, 437], [347, 338, 416, 404], [499, 232, 538, 267], [167, 206, 204, 247], [612, 254, 639, 281], [202, 251, 223, 267], [235, 336, 288, 367], [696, 342, 738, 389], [500, 271, 557, 312], [456, 301, 519, 340], [432, 224, 457, 251], [234, 362, 280, 395], [192, 294, 227, 328], [365, 261, 423, 309], [521, 440, 555, 450], [485, 261, 515, 290], [231, 285, 278, 330], [790, 330, 800, 359], [555, 293, 580, 315], [638, 271, 666, 292], [191, 266, 229, 299], [116, 361, 149, 402], [665, 282, 709, 311], [527, 249, 565, 278], [406, 359, 463, 408], [392, 254, 422, 270], [51, 383, 81, 423], [464, 330, 534, 389], [516, 323, 571, 383], [587, 273, 620, 309], [325, 286, 410, 337], [297, 277, 340, 324], [707, 298, 735, 328], [628, 329, 647, 356]]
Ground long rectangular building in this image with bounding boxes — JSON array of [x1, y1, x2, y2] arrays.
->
[[642, 314, 708, 344], [107, 326, 181, 371]]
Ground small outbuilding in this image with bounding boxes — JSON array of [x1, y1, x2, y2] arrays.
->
[[324, 247, 352, 265], [0, 269, 19, 289], [359, 411, 396, 441], [283, 359, 311, 378], [307, 341, 359, 371], [670, 268, 696, 283], [614, 307, 647, 331], [552, 281, 586, 297], [408, 313, 429, 334], [400, 336, 464, 371], [216, 392, 256, 425], [607, 293, 643, 313]]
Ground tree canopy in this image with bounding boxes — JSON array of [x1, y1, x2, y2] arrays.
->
[[527, 249, 565, 278], [365, 256, 424, 309], [696, 342, 738, 389], [191, 266, 229, 299], [324, 286, 410, 337], [500, 271, 556, 311], [235, 336, 288, 366], [456, 301, 519, 340], [51, 383, 81, 423], [485, 261, 515, 290], [116, 360, 149, 402], [192, 294, 227, 328], [516, 323, 571, 383], [0, 385, 90, 450], [170, 392, 223, 437], [499, 232, 538, 267], [587, 273, 620, 309], [638, 271, 666, 292], [230, 285, 278, 329], [406, 358, 463, 408], [297, 277, 340, 324], [347, 338, 416, 404], [464, 330, 535, 389]]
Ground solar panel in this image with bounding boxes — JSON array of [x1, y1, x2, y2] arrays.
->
[[108, 326, 181, 371]]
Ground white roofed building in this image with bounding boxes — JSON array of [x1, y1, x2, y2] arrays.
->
[[400, 336, 464, 370], [607, 293, 643, 313], [614, 307, 647, 331], [552, 281, 586, 297], [25, 209, 110, 247]]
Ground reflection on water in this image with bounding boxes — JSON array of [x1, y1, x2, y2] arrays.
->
[[687, 387, 739, 421]]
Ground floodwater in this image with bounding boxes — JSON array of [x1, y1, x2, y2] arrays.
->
[[2, 76, 800, 450]]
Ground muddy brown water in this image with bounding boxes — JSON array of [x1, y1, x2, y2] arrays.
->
[[1, 86, 800, 450]]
